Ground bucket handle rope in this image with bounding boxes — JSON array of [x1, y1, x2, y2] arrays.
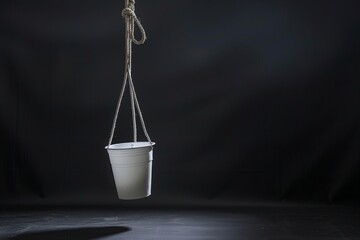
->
[[107, 0, 152, 148]]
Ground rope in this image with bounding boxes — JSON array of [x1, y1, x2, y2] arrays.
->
[[107, 0, 152, 147]]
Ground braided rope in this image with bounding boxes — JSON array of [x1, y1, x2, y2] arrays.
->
[[107, 0, 152, 147]]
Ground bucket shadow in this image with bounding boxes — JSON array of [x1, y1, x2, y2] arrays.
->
[[9, 226, 130, 240]]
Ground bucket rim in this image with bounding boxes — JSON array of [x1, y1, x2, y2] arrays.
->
[[105, 141, 155, 150]]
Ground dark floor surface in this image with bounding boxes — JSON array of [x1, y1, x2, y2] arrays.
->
[[0, 205, 359, 240]]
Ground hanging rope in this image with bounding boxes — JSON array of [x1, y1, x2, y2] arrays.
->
[[107, 0, 152, 147]]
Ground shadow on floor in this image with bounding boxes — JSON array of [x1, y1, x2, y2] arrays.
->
[[8, 226, 130, 240]]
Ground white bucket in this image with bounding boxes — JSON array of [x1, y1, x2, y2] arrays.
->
[[105, 142, 155, 200]]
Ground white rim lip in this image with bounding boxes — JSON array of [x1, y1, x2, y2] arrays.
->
[[105, 142, 155, 150]]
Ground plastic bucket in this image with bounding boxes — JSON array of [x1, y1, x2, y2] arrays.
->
[[105, 142, 155, 200]]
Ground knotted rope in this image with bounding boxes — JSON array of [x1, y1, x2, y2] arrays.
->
[[108, 0, 152, 147], [121, 3, 146, 45]]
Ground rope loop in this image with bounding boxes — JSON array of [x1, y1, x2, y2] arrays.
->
[[121, 7, 147, 45]]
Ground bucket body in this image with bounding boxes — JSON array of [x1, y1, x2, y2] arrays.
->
[[106, 142, 154, 200]]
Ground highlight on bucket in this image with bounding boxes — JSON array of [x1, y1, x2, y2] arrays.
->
[[105, 0, 155, 200]]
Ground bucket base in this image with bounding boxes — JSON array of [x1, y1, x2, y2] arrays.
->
[[118, 193, 151, 200]]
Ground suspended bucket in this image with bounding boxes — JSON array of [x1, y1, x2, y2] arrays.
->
[[106, 0, 154, 200], [106, 142, 155, 200]]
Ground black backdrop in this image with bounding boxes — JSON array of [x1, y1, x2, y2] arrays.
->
[[1, 0, 359, 207]]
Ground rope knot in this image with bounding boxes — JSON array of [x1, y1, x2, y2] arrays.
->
[[121, 6, 146, 45], [121, 7, 135, 18]]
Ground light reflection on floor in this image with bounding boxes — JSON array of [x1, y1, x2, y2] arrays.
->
[[0, 207, 359, 240]]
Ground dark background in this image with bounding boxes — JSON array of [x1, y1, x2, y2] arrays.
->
[[1, 0, 359, 208]]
